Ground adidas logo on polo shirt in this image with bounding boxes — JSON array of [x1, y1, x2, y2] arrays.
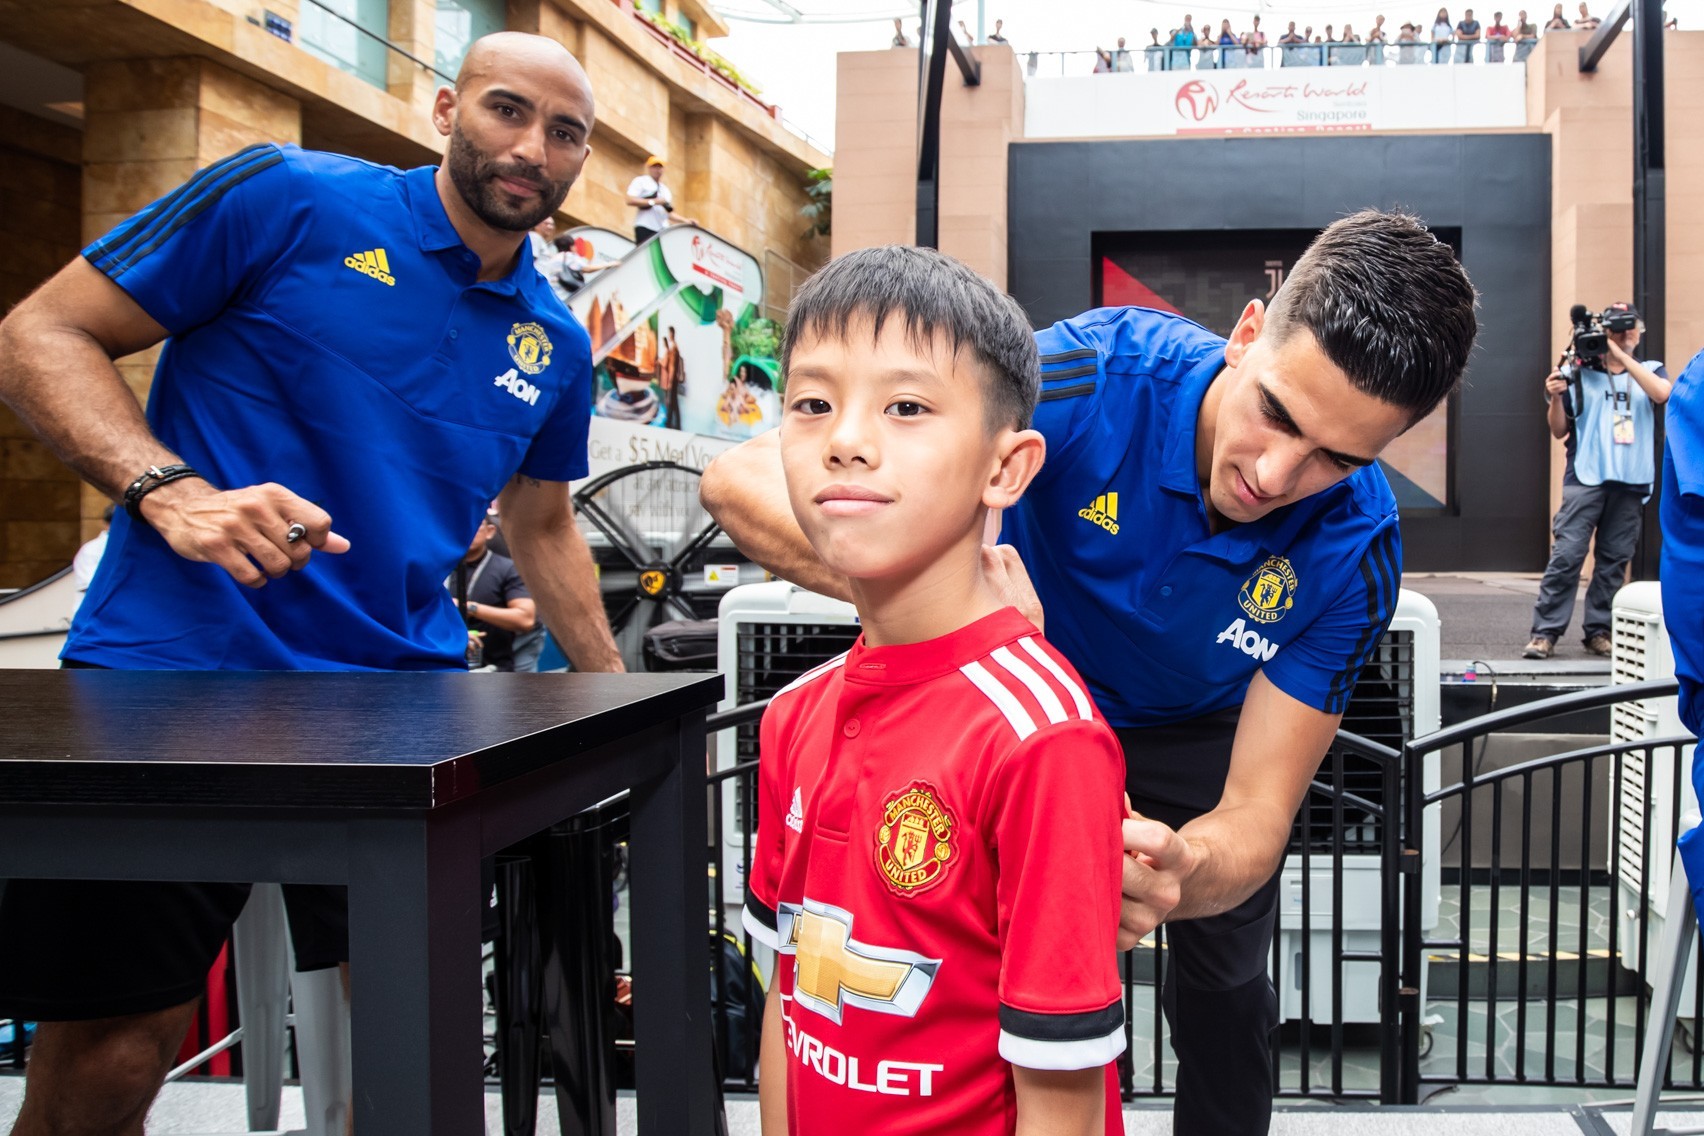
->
[[1077, 492, 1119, 535], [344, 248, 395, 286], [786, 786, 804, 833]]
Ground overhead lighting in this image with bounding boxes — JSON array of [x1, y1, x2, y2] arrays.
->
[[43, 100, 84, 119]]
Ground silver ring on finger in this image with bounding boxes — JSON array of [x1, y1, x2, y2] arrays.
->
[[285, 522, 308, 544]]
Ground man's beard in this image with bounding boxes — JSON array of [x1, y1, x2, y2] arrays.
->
[[446, 123, 573, 232]]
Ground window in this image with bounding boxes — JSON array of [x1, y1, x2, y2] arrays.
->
[[679, 14, 696, 40], [299, 0, 390, 89], [435, 0, 505, 77], [637, 0, 663, 14]]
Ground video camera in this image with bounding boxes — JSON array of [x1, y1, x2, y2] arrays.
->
[[1562, 303, 1640, 372]]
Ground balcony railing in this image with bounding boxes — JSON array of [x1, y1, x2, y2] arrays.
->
[[1022, 39, 1543, 77]]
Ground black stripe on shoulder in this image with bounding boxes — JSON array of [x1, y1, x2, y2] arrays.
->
[[999, 998, 1124, 1042], [1040, 362, 1098, 382], [90, 145, 278, 271], [1038, 347, 1097, 365], [1326, 526, 1400, 713], [1038, 382, 1096, 403], [743, 890, 777, 933], [92, 147, 282, 278], [108, 152, 286, 278]]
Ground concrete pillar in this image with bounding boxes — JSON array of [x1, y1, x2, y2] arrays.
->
[[831, 46, 1024, 287], [388, 0, 440, 104], [80, 58, 302, 539]]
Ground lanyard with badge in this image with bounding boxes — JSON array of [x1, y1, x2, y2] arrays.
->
[[1611, 371, 1636, 445]]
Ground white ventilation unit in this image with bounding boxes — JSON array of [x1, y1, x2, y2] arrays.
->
[[714, 583, 862, 916], [1611, 581, 1697, 996], [1274, 589, 1443, 1024]]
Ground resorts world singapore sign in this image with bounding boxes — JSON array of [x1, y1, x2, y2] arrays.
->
[[1024, 64, 1528, 137]]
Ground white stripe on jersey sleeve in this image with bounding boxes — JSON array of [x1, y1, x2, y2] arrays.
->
[[960, 660, 1038, 740], [742, 904, 779, 951], [773, 651, 850, 699], [998, 1024, 1127, 1071], [1016, 636, 1095, 720], [989, 645, 1071, 725]]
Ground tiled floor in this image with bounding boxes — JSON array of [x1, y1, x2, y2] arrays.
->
[[10, 1075, 1704, 1135]]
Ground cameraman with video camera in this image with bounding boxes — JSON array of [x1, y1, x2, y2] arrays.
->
[[1524, 302, 1672, 659]]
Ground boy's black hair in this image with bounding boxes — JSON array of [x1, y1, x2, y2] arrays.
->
[[782, 246, 1039, 430], [1265, 210, 1478, 422]]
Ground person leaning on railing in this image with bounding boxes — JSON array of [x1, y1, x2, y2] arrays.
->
[[1433, 8, 1456, 61], [1515, 9, 1541, 58]]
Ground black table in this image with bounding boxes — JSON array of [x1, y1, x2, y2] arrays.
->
[[0, 668, 723, 1134]]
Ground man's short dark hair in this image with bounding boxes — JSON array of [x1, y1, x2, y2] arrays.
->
[[1265, 209, 1478, 421], [782, 246, 1039, 431]]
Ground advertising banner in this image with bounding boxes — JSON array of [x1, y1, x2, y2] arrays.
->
[[1025, 63, 1528, 138], [568, 224, 783, 446]]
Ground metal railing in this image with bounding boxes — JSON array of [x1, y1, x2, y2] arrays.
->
[[1399, 678, 1699, 1102], [1022, 38, 1544, 76]]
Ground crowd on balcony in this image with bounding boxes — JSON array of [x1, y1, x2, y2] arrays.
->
[[1079, 1, 1679, 70]]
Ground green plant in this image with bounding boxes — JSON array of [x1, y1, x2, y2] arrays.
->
[[800, 167, 832, 239], [632, 3, 764, 97], [731, 315, 782, 361]]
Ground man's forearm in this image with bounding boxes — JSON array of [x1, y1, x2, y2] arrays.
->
[[1623, 357, 1673, 403], [700, 433, 852, 602], [1168, 801, 1294, 921], [467, 601, 535, 634], [0, 295, 174, 497], [508, 518, 623, 672]]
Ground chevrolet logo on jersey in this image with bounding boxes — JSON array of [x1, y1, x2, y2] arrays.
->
[[781, 899, 940, 1025], [343, 248, 395, 286], [1077, 492, 1119, 535]]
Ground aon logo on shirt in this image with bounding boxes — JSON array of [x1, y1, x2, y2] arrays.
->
[[1216, 617, 1280, 663], [494, 368, 541, 406]]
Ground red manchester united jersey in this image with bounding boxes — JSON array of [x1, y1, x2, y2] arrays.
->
[[744, 607, 1127, 1136]]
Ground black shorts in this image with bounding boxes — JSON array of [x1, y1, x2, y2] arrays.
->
[[0, 660, 350, 1022]]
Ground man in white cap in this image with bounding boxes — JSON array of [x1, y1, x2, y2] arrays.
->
[[625, 154, 694, 244]]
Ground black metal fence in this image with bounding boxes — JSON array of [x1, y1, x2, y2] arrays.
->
[[705, 676, 1700, 1105], [1398, 678, 1700, 1102]]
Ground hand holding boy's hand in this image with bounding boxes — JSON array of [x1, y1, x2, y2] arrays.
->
[[983, 542, 1044, 631], [1119, 797, 1193, 949]]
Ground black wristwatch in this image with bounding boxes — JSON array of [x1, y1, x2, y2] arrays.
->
[[122, 464, 205, 524]]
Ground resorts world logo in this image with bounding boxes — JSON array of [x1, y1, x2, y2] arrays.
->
[[1173, 77, 1374, 131]]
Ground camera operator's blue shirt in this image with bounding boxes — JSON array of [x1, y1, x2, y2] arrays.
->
[[1660, 348, 1704, 920], [998, 307, 1401, 728], [66, 144, 592, 671], [1566, 362, 1666, 492]]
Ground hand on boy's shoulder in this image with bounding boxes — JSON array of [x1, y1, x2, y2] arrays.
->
[[983, 543, 1044, 632]]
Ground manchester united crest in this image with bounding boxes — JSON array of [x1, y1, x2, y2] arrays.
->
[[1238, 556, 1298, 625], [875, 782, 955, 896], [507, 322, 553, 375]]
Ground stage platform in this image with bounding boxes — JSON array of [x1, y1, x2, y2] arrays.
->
[[2, 1076, 1699, 1135]]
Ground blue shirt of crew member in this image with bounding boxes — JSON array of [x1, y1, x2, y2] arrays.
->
[[1000, 306, 1400, 728], [64, 143, 592, 671]]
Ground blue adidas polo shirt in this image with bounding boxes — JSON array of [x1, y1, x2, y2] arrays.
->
[[999, 307, 1402, 728], [1661, 347, 1704, 737], [1661, 348, 1704, 921], [67, 144, 593, 671]]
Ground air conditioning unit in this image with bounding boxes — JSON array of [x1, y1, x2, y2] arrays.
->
[[1274, 589, 1442, 1024], [714, 583, 863, 919], [1611, 581, 1698, 998]]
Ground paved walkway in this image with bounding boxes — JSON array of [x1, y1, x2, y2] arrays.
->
[[6, 1077, 1702, 1135], [1404, 572, 1617, 671]]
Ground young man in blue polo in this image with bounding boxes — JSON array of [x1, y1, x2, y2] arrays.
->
[[701, 210, 1478, 1135]]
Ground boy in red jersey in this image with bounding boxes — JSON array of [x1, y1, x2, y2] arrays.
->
[[743, 245, 1128, 1136]]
